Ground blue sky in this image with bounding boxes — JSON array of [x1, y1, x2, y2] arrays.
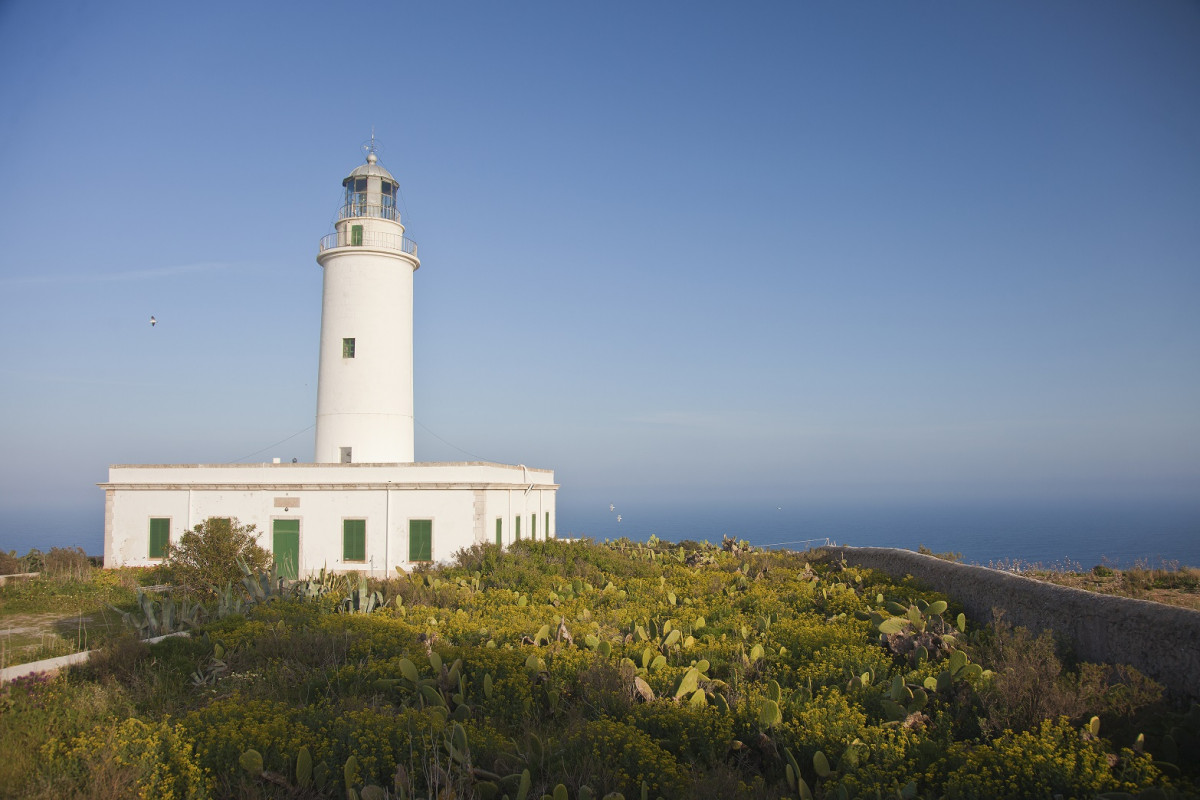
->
[[1, 1, 1198, 548]]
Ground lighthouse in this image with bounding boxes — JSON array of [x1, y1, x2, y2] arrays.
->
[[102, 141, 558, 574], [314, 147, 420, 464]]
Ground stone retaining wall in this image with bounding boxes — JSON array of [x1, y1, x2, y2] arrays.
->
[[822, 546, 1200, 700], [0, 572, 39, 587], [0, 631, 188, 684]]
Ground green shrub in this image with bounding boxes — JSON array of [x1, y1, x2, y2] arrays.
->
[[0, 550, 21, 575], [183, 696, 314, 779], [918, 545, 964, 563], [626, 701, 735, 767], [163, 517, 271, 596], [43, 546, 92, 581], [563, 718, 690, 800], [975, 620, 1163, 739], [822, 724, 923, 799], [778, 687, 869, 765], [938, 717, 1167, 799], [318, 705, 445, 791], [44, 717, 212, 800]]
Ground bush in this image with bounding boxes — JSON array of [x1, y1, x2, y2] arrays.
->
[[562, 718, 691, 800], [163, 517, 271, 595], [0, 550, 20, 575], [45, 717, 211, 800], [918, 545, 964, 563], [43, 546, 92, 581], [938, 718, 1166, 799], [974, 619, 1163, 739]]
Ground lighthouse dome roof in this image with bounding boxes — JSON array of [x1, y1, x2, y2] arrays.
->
[[342, 152, 396, 185]]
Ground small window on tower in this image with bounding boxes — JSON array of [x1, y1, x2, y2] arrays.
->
[[342, 338, 355, 358], [340, 447, 352, 463], [351, 224, 363, 246]]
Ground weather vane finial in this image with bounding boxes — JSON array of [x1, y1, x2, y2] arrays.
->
[[363, 127, 378, 163]]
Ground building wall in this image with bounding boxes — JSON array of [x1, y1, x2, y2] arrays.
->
[[102, 462, 556, 577]]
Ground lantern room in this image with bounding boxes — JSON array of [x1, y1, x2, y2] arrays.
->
[[340, 152, 401, 222]]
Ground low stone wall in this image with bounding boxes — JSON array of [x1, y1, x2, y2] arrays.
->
[[821, 546, 1200, 700], [0, 572, 39, 587], [0, 631, 189, 684]]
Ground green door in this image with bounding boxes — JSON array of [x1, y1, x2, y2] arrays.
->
[[273, 519, 300, 580]]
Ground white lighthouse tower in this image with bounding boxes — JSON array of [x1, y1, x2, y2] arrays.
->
[[314, 146, 420, 464]]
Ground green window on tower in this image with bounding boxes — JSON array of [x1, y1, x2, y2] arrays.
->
[[495, 517, 503, 547], [514, 516, 521, 541], [351, 224, 363, 246], [342, 338, 355, 358], [409, 519, 432, 562], [149, 518, 170, 559], [342, 519, 366, 562], [531, 515, 537, 541]]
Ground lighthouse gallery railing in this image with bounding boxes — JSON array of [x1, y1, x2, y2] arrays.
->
[[319, 230, 418, 256]]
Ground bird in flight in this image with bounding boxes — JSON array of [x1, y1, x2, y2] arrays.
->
[[150, 315, 157, 327], [609, 504, 615, 512], [617, 514, 622, 523]]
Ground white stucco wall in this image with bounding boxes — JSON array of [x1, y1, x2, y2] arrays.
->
[[101, 462, 557, 576]]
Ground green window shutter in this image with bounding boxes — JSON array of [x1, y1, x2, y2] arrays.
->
[[342, 337, 355, 358], [531, 515, 537, 541], [351, 224, 363, 246], [149, 518, 170, 558], [546, 512, 550, 539], [515, 516, 521, 541], [343, 519, 366, 562], [495, 518, 503, 547], [409, 520, 432, 562]]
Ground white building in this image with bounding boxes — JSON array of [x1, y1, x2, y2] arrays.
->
[[100, 148, 557, 576]]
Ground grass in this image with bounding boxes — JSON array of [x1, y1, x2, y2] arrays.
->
[[0, 567, 159, 669], [986, 558, 1200, 611]]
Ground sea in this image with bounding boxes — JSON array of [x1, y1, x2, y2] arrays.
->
[[2, 498, 1198, 570], [555, 499, 1200, 570]]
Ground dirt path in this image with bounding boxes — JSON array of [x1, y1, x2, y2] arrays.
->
[[0, 610, 122, 668]]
